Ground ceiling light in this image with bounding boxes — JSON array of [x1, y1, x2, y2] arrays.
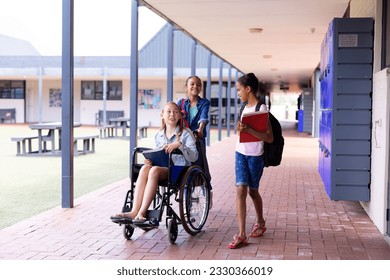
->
[[263, 54, 272, 59], [249, 28, 263, 33]]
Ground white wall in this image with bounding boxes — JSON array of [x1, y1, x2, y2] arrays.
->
[[0, 99, 24, 123], [349, 0, 388, 234], [362, 68, 389, 234]]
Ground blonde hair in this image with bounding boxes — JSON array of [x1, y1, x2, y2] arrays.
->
[[160, 101, 184, 136]]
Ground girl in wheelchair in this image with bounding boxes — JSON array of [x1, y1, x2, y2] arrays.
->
[[110, 101, 198, 224]]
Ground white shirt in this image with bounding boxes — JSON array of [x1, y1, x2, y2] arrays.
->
[[236, 104, 268, 156]]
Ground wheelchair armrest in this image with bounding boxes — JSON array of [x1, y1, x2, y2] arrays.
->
[[170, 148, 183, 155], [131, 147, 152, 167], [168, 148, 183, 164], [133, 147, 152, 153]]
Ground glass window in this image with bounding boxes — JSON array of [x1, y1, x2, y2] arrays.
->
[[81, 81, 122, 100], [0, 80, 25, 99], [94, 81, 103, 100], [107, 81, 122, 100], [81, 81, 95, 100]]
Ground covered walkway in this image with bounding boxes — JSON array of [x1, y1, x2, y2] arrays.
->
[[0, 125, 390, 260]]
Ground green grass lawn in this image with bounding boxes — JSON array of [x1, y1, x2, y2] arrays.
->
[[0, 124, 228, 229], [0, 124, 155, 229]]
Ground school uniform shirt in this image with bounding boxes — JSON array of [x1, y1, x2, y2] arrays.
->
[[155, 126, 198, 166], [236, 104, 268, 156]]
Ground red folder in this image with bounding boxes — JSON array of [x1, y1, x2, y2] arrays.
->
[[239, 111, 268, 143]]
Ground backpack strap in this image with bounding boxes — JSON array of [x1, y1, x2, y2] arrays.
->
[[255, 102, 262, 111], [180, 98, 190, 128], [238, 100, 262, 121]]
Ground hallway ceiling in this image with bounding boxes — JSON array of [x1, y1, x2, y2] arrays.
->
[[141, 0, 350, 93]]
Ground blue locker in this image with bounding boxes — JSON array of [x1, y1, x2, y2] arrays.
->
[[318, 18, 373, 201]]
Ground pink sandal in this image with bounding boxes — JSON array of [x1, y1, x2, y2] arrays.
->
[[249, 223, 267, 237], [228, 234, 249, 249]]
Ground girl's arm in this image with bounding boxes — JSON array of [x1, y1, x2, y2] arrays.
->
[[196, 98, 210, 138], [178, 129, 198, 163], [238, 119, 274, 143], [237, 104, 274, 143]]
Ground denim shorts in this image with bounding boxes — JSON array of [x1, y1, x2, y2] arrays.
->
[[235, 151, 264, 189]]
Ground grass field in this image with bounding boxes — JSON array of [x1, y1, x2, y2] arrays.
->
[[0, 123, 226, 229]]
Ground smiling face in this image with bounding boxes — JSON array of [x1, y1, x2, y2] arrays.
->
[[161, 102, 181, 127], [186, 76, 202, 98]]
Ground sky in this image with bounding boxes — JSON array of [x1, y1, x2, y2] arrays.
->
[[0, 0, 167, 56]]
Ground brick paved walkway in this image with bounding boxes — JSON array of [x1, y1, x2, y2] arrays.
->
[[0, 127, 390, 260]]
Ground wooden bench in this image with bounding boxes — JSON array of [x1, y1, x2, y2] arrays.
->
[[0, 108, 16, 123], [11, 136, 38, 155], [99, 125, 115, 138], [74, 135, 99, 155], [95, 110, 124, 125]]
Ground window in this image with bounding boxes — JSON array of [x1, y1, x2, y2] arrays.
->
[[0, 80, 25, 99], [108, 81, 122, 100], [81, 81, 122, 100], [209, 82, 237, 126]]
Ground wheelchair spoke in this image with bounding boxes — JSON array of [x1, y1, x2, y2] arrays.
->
[[179, 167, 210, 235]]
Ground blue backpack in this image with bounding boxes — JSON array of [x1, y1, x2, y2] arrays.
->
[[238, 102, 284, 167]]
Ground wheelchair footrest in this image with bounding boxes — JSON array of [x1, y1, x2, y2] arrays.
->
[[133, 210, 160, 229], [110, 216, 133, 225], [134, 218, 159, 230]]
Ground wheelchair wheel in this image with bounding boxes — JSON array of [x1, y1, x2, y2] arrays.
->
[[167, 218, 178, 244], [123, 225, 134, 240], [179, 165, 210, 235]]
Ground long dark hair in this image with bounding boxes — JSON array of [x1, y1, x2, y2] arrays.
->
[[237, 73, 259, 94]]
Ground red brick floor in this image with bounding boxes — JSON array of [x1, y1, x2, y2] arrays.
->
[[0, 127, 390, 260]]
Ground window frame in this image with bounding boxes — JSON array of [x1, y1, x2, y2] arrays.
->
[[0, 80, 25, 99], [81, 80, 122, 100]]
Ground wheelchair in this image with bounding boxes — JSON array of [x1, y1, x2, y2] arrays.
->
[[112, 144, 211, 244]]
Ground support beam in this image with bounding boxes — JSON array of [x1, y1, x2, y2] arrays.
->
[[38, 66, 43, 123], [227, 66, 232, 136], [102, 67, 108, 125], [218, 59, 223, 141], [129, 0, 139, 172], [167, 24, 174, 101], [191, 40, 196, 76], [206, 51, 212, 146], [61, 0, 74, 208]]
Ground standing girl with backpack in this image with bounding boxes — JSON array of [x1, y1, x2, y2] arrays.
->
[[229, 73, 274, 249]]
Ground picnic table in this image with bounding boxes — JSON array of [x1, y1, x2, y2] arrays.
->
[[28, 122, 82, 155], [108, 117, 130, 137]]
